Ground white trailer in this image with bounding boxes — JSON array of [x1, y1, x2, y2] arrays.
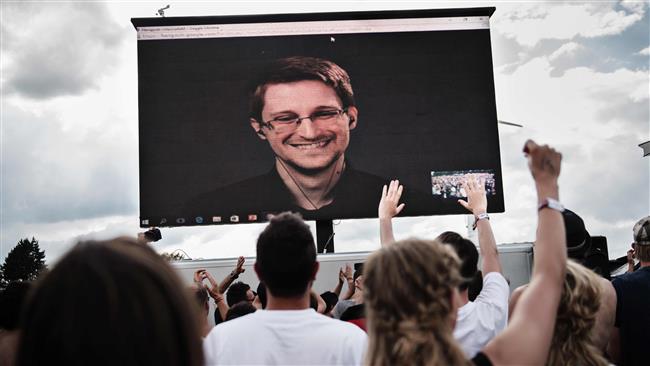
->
[[173, 242, 533, 324]]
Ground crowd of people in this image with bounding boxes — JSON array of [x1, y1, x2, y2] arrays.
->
[[431, 172, 496, 199], [1, 140, 649, 366]]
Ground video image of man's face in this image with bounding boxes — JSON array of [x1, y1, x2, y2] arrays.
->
[[254, 80, 358, 174]]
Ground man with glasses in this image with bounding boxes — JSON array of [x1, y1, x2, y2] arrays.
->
[[188, 56, 390, 220]]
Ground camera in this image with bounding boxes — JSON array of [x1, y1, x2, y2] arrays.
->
[[142, 228, 162, 243]]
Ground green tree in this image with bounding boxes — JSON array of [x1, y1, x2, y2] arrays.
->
[[0, 237, 47, 289], [160, 251, 186, 262]]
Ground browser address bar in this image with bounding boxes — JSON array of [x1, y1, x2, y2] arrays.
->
[[137, 16, 490, 40]]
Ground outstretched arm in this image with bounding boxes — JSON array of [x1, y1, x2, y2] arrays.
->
[[332, 267, 345, 296], [483, 140, 566, 365], [340, 264, 355, 300], [205, 272, 230, 321], [311, 290, 327, 314], [218, 256, 246, 294], [378, 180, 405, 246], [458, 175, 502, 274]]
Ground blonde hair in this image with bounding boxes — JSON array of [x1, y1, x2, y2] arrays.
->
[[547, 260, 608, 366], [364, 239, 470, 366]]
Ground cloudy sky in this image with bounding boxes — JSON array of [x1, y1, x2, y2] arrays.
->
[[1, 1, 648, 264]]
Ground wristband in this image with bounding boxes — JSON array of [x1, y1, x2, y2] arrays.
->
[[472, 213, 489, 230], [538, 198, 564, 212]]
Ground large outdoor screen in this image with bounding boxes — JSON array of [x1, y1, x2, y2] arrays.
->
[[132, 7, 504, 228]]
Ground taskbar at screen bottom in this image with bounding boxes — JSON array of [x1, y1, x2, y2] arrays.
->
[[140, 213, 273, 228]]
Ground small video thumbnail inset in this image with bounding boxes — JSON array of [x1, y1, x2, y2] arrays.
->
[[430, 169, 496, 199]]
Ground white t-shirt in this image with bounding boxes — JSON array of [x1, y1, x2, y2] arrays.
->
[[204, 308, 367, 365], [453, 271, 509, 358]]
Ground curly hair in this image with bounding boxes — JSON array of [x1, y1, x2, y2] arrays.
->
[[364, 239, 470, 366], [547, 260, 608, 366]]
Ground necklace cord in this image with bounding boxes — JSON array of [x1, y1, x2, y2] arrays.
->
[[277, 158, 345, 210]]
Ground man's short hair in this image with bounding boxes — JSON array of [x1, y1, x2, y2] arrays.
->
[[225, 302, 257, 321], [248, 56, 355, 122], [256, 212, 317, 298], [353, 262, 364, 282], [436, 231, 479, 291], [256, 282, 267, 309], [226, 281, 251, 307]]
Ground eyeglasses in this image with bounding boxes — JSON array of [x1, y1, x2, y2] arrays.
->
[[260, 108, 348, 132]]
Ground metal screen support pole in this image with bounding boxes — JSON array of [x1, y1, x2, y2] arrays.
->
[[316, 219, 335, 253]]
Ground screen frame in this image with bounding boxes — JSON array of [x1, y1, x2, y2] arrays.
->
[[132, 7, 502, 229]]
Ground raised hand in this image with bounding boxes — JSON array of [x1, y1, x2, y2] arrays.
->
[[338, 267, 346, 284], [524, 140, 562, 205], [378, 180, 405, 219], [458, 175, 487, 216], [193, 269, 207, 285], [523, 140, 562, 187], [234, 256, 246, 275], [205, 272, 224, 302], [344, 263, 353, 284], [341, 263, 356, 300], [627, 248, 635, 263]]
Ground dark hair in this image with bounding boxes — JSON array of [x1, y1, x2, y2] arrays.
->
[[214, 307, 223, 325], [340, 303, 365, 321], [467, 270, 484, 301], [225, 302, 257, 321], [226, 281, 251, 307], [192, 285, 209, 308], [256, 212, 317, 298], [320, 291, 339, 314], [248, 56, 355, 122], [16, 237, 203, 366], [353, 262, 364, 281], [436, 231, 479, 291], [256, 282, 267, 309], [0, 281, 32, 330]]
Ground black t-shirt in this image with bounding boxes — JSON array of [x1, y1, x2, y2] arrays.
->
[[612, 266, 650, 366], [340, 303, 365, 321], [184, 162, 438, 221], [471, 352, 493, 366]]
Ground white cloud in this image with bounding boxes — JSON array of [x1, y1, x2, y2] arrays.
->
[[1, 99, 139, 225], [1, 1, 648, 265], [548, 42, 584, 61], [620, 0, 650, 13], [638, 46, 650, 55], [1, 2, 126, 99], [493, 54, 648, 257], [494, 3, 645, 47]]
